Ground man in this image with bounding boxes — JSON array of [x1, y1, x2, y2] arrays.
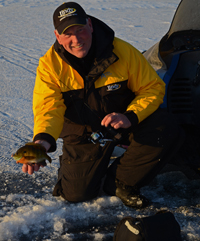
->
[[22, 2, 184, 208]]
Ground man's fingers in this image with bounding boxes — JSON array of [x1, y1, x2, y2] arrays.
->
[[101, 113, 116, 127], [110, 121, 122, 129], [22, 163, 41, 175], [34, 164, 40, 172], [101, 115, 108, 126], [22, 164, 28, 173], [101, 113, 131, 129], [28, 165, 34, 175]]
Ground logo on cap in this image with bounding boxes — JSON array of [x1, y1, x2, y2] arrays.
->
[[58, 8, 77, 21]]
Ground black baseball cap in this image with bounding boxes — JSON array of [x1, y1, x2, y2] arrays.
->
[[53, 2, 88, 35]]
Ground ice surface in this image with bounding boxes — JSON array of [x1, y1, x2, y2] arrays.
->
[[1, 0, 200, 240]]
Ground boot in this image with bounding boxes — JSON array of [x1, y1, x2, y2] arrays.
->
[[115, 179, 149, 209]]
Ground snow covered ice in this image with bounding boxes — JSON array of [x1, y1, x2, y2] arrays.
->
[[1, 0, 200, 240]]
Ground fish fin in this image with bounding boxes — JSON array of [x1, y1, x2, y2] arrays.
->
[[16, 157, 29, 164], [25, 142, 46, 152], [46, 154, 52, 164], [25, 142, 35, 146], [24, 156, 36, 160], [38, 160, 47, 166]]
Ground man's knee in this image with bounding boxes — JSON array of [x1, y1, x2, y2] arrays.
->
[[64, 188, 98, 203], [53, 177, 100, 202]]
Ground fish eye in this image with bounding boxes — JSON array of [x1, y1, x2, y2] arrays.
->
[[23, 151, 26, 153]]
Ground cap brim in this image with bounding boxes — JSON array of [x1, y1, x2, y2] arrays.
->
[[57, 17, 87, 35]]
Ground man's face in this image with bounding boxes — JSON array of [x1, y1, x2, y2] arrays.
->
[[54, 18, 93, 58]]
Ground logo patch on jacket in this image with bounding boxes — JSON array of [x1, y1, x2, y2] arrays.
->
[[107, 84, 121, 91]]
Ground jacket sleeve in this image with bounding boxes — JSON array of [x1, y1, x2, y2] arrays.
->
[[126, 45, 165, 123], [33, 53, 66, 151]]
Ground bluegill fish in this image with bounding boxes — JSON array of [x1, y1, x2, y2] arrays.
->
[[11, 142, 52, 165]]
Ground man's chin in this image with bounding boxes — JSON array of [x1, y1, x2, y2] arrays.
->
[[74, 51, 88, 58]]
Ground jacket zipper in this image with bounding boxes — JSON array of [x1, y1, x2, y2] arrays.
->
[[84, 75, 89, 103]]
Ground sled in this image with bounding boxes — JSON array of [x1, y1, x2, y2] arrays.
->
[[143, 0, 200, 179]]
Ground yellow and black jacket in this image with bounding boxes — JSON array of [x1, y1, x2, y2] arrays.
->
[[33, 16, 165, 151]]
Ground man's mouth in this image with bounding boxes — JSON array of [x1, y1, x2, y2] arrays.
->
[[73, 44, 83, 49]]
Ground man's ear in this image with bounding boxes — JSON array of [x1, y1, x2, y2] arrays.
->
[[54, 30, 62, 44], [87, 18, 93, 33]]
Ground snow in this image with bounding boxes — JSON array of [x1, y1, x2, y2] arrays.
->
[[1, 0, 200, 240]]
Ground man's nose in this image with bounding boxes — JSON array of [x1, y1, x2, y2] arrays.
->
[[72, 34, 81, 43]]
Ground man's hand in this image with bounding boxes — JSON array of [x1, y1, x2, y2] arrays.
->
[[22, 140, 51, 175], [22, 163, 45, 175], [101, 112, 131, 129]]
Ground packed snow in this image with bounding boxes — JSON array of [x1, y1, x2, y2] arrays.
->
[[1, 0, 200, 240]]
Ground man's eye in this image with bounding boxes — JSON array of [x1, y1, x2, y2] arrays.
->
[[63, 31, 71, 37], [64, 33, 71, 37]]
